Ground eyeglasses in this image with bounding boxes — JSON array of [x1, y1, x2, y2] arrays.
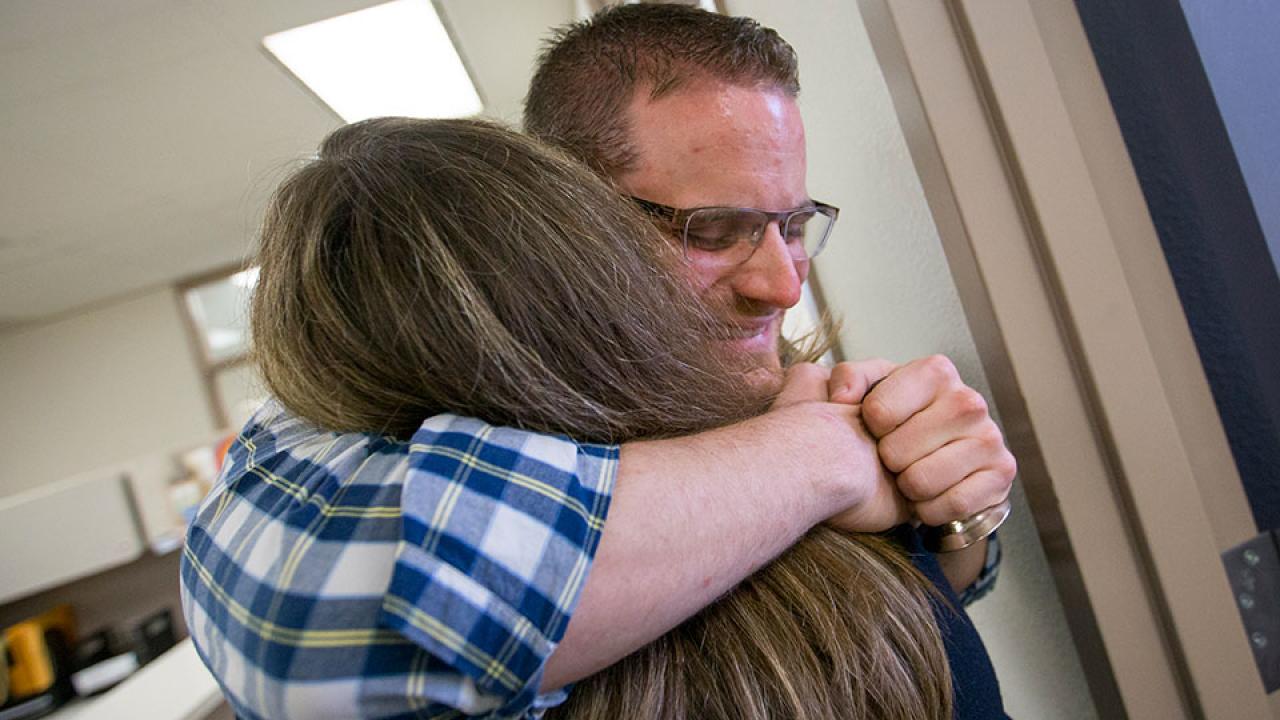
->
[[632, 196, 839, 267]]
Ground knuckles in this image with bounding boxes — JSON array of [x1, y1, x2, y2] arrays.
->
[[946, 385, 989, 423], [876, 434, 913, 474], [921, 486, 978, 526], [996, 446, 1018, 480], [921, 354, 960, 386], [976, 426, 1017, 481], [896, 464, 937, 502], [861, 392, 894, 437]]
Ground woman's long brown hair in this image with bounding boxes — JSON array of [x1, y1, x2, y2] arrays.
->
[[252, 117, 951, 719]]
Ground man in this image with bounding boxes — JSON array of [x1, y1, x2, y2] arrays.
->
[[183, 8, 1014, 720], [523, 4, 1013, 707]]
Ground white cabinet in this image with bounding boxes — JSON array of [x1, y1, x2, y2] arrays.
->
[[0, 473, 144, 605]]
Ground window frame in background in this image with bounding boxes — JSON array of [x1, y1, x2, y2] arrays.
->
[[175, 264, 257, 430]]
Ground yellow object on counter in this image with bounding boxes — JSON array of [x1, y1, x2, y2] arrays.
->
[[3, 604, 76, 702], [0, 635, 9, 705]]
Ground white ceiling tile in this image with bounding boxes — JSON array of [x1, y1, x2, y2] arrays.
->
[[0, 0, 573, 322]]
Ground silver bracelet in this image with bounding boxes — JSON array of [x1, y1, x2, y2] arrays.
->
[[922, 498, 1012, 553]]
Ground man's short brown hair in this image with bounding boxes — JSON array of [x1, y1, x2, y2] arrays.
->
[[523, 3, 799, 177]]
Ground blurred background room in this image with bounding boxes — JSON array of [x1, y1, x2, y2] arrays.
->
[[2, 1, 1277, 718]]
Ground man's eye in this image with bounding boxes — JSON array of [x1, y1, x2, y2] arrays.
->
[[786, 213, 815, 240], [685, 214, 751, 251], [686, 231, 739, 251]]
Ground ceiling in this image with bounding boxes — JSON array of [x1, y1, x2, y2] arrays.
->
[[0, 0, 572, 328]]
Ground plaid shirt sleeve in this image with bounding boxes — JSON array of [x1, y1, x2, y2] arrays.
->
[[380, 415, 617, 717], [180, 405, 617, 720]]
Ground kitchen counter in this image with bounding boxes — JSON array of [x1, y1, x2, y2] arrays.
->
[[49, 639, 223, 720]]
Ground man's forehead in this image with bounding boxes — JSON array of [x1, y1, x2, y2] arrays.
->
[[632, 81, 802, 140], [620, 81, 808, 208]]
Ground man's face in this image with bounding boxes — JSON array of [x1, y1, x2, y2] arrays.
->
[[618, 81, 810, 373]]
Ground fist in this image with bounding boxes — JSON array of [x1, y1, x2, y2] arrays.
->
[[849, 355, 1016, 527]]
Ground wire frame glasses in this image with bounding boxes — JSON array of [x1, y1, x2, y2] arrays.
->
[[632, 197, 839, 267]]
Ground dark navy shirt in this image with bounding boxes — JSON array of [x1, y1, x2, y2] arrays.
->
[[890, 525, 1009, 719]]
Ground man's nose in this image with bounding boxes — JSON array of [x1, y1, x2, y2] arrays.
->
[[731, 221, 806, 309]]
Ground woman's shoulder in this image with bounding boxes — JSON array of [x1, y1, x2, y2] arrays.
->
[[218, 400, 414, 490]]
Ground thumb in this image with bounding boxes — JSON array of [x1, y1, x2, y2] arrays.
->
[[771, 363, 833, 409], [828, 358, 898, 405]]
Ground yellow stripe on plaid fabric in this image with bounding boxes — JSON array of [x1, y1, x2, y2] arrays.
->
[[407, 638, 429, 715], [486, 614, 541, 693], [381, 594, 525, 691], [408, 444, 606, 531], [242, 465, 402, 518], [210, 432, 259, 523], [422, 424, 491, 556], [546, 547, 592, 642], [230, 434, 404, 520], [183, 546, 405, 649]]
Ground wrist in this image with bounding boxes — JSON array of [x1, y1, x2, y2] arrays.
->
[[768, 402, 875, 526]]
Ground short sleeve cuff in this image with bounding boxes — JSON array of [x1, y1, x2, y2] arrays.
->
[[379, 415, 618, 716]]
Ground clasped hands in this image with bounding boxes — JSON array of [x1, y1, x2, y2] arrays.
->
[[774, 356, 1016, 534]]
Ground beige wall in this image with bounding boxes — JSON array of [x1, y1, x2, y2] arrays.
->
[[727, 1, 1097, 717], [0, 289, 215, 496]]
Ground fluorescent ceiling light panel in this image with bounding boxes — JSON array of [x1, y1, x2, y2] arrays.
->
[[230, 266, 259, 289], [263, 0, 482, 122]]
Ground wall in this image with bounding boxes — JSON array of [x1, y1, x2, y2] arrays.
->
[[1180, 0, 1280, 279], [0, 288, 215, 497], [727, 1, 1097, 717]]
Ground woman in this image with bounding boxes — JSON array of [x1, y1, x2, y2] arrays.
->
[[182, 116, 950, 719]]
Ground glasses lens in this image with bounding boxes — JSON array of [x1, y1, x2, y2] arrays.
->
[[784, 208, 835, 259], [683, 208, 767, 263]]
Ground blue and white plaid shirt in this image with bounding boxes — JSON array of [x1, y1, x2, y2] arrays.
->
[[180, 401, 617, 719]]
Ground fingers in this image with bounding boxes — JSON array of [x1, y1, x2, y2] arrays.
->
[[894, 433, 1014, 502], [911, 469, 1012, 527], [774, 359, 898, 409], [862, 355, 960, 438], [827, 358, 897, 405], [894, 433, 1016, 526], [856, 353, 1017, 526], [770, 362, 832, 408], [877, 386, 991, 473]]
